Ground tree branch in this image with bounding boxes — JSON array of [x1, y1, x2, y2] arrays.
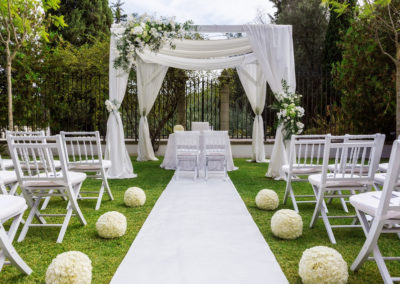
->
[[375, 28, 397, 64]]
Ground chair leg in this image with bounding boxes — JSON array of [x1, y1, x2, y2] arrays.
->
[[18, 197, 41, 242], [0, 184, 7, 195], [310, 185, 324, 228], [0, 222, 32, 275], [40, 194, 52, 210], [205, 158, 209, 181], [351, 218, 386, 273], [102, 168, 113, 200], [320, 206, 336, 244], [57, 204, 73, 243], [338, 190, 349, 213], [9, 182, 19, 196], [68, 184, 86, 226], [283, 175, 291, 205]]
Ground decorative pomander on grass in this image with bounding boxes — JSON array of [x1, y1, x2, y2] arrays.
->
[[45, 251, 92, 284], [174, 125, 184, 132], [96, 211, 127, 238], [255, 189, 279, 210], [271, 209, 303, 239], [124, 187, 146, 207], [299, 246, 348, 284]]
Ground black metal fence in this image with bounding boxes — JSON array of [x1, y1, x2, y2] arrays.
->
[[0, 70, 340, 141]]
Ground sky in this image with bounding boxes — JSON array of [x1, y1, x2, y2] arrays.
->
[[123, 0, 276, 25]]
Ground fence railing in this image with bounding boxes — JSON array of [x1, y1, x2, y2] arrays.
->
[[0, 70, 340, 141]]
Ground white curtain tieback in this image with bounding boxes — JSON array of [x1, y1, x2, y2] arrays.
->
[[105, 99, 121, 114]]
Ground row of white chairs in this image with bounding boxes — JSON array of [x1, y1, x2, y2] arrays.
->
[[0, 131, 112, 275], [175, 130, 228, 181], [282, 134, 400, 283]]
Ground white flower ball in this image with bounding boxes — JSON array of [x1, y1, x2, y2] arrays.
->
[[174, 124, 184, 132], [45, 251, 92, 284], [124, 187, 146, 207], [255, 189, 279, 210], [96, 211, 127, 239], [299, 246, 348, 284], [271, 209, 303, 239]]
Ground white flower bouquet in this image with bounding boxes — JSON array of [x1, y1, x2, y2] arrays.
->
[[105, 99, 121, 113], [114, 14, 192, 70], [272, 80, 305, 141]]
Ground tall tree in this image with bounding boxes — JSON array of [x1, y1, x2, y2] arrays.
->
[[323, 0, 400, 136], [322, 0, 355, 73], [0, 0, 65, 130], [111, 0, 126, 23], [270, 0, 329, 73], [50, 0, 113, 46]]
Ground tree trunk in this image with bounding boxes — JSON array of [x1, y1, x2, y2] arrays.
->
[[397, 46, 400, 138], [6, 57, 13, 130], [219, 80, 230, 131]]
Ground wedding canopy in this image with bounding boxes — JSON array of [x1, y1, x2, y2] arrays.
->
[[105, 24, 296, 179]]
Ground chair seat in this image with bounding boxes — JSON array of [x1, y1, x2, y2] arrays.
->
[[327, 164, 370, 174], [309, 173, 371, 188], [282, 164, 321, 175], [350, 191, 400, 219], [0, 171, 18, 185], [68, 159, 111, 171], [379, 163, 389, 172], [374, 173, 400, 186], [23, 172, 86, 188], [177, 150, 200, 157], [1, 159, 14, 169], [0, 195, 27, 220]]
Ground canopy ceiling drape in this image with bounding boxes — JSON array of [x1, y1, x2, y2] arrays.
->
[[107, 24, 295, 179]]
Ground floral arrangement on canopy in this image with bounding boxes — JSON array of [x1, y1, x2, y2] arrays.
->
[[272, 80, 305, 141], [113, 14, 193, 71]]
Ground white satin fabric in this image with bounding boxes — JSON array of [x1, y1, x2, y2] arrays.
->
[[243, 25, 296, 179], [105, 31, 136, 178], [237, 63, 267, 162], [136, 57, 169, 161]]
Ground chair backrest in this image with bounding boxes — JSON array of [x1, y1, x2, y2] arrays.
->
[[288, 134, 327, 170], [191, 122, 210, 131], [7, 135, 70, 187], [203, 131, 228, 153], [376, 140, 400, 218], [321, 134, 385, 185], [60, 131, 103, 166], [175, 131, 200, 153], [6, 130, 45, 137]]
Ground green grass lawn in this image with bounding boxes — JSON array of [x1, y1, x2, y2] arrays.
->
[[1, 158, 398, 283]]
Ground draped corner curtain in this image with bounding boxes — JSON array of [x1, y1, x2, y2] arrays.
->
[[243, 25, 296, 179], [136, 57, 169, 161], [236, 63, 267, 162], [106, 24, 296, 178], [105, 30, 136, 178]]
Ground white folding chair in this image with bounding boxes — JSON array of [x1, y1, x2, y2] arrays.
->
[[0, 195, 32, 275], [350, 140, 400, 283], [203, 131, 228, 181], [8, 135, 87, 243], [308, 134, 385, 244], [282, 135, 328, 212], [42, 131, 112, 211], [175, 131, 201, 181], [191, 122, 210, 131]]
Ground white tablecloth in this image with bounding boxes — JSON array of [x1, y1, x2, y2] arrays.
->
[[160, 132, 237, 171]]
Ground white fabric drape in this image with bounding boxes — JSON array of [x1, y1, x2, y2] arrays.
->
[[244, 25, 296, 179], [139, 50, 256, 71], [105, 31, 136, 178], [136, 57, 169, 161], [237, 63, 267, 162]]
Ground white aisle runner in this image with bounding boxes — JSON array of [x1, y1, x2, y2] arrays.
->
[[111, 178, 288, 284]]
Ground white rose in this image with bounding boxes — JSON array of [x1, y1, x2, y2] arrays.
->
[[132, 26, 143, 35]]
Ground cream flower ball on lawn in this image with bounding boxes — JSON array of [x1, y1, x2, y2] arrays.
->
[[299, 246, 348, 284], [124, 187, 146, 207], [174, 124, 184, 132], [45, 251, 92, 284], [271, 209, 303, 239], [96, 211, 127, 239], [255, 189, 279, 210]]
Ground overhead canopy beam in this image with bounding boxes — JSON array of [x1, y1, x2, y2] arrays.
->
[[190, 25, 246, 33]]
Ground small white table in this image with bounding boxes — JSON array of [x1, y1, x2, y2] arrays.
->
[[160, 131, 238, 171]]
